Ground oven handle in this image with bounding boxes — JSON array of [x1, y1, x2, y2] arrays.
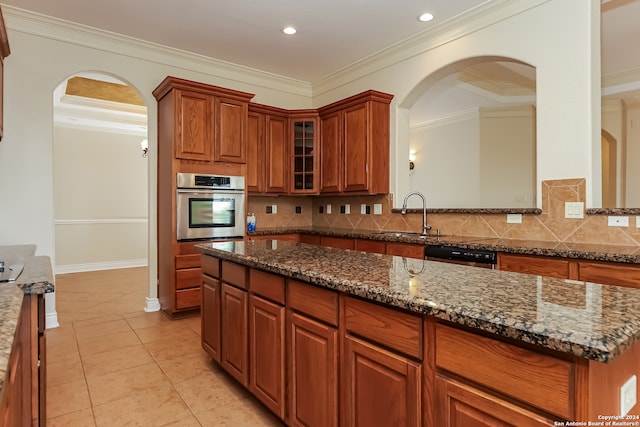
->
[[176, 188, 244, 195]]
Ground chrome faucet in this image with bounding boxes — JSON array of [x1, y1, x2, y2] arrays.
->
[[401, 191, 432, 237]]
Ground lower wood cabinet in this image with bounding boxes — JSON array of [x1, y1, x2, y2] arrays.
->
[[220, 283, 249, 386], [577, 260, 640, 288], [289, 312, 338, 427], [498, 253, 574, 279], [342, 335, 421, 427], [386, 242, 425, 259], [201, 275, 221, 362], [249, 294, 286, 419], [435, 376, 555, 427]]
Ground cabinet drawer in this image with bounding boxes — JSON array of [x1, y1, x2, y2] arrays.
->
[[176, 288, 200, 310], [222, 260, 247, 289], [320, 236, 354, 250], [385, 243, 424, 259], [299, 234, 321, 245], [250, 269, 285, 305], [354, 239, 386, 254], [578, 261, 640, 288], [176, 268, 201, 290], [176, 254, 200, 269], [498, 253, 572, 279], [344, 296, 422, 360], [435, 324, 573, 419], [288, 280, 338, 326], [201, 255, 220, 278]]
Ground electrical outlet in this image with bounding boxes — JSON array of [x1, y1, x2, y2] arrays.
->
[[318, 206, 324, 214], [295, 206, 302, 214], [620, 375, 637, 416], [271, 204, 277, 214], [506, 214, 522, 224], [373, 204, 383, 215], [344, 204, 350, 214], [608, 216, 629, 227], [637, 216, 640, 228], [564, 202, 584, 219], [361, 204, 367, 215], [326, 204, 332, 214], [266, 205, 273, 214]]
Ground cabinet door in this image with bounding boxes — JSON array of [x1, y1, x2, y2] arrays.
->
[[342, 335, 421, 427], [220, 283, 248, 386], [435, 376, 555, 427], [247, 110, 264, 192], [320, 236, 354, 250], [215, 97, 247, 163], [175, 89, 213, 162], [291, 118, 318, 194], [386, 243, 425, 259], [498, 253, 572, 279], [320, 111, 343, 193], [578, 261, 640, 288], [201, 275, 221, 362], [289, 312, 338, 427], [266, 115, 288, 193], [343, 102, 369, 192], [249, 295, 286, 419]]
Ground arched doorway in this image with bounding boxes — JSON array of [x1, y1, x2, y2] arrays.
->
[[601, 130, 618, 208], [52, 71, 150, 318]]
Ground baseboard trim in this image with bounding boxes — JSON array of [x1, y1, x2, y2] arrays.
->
[[46, 312, 59, 329], [55, 259, 148, 274], [144, 297, 161, 312]]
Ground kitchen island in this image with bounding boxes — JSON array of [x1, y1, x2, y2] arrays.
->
[[198, 239, 640, 427]]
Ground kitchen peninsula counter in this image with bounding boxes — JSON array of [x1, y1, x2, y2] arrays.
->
[[0, 244, 54, 422], [248, 226, 640, 264], [199, 239, 640, 363]]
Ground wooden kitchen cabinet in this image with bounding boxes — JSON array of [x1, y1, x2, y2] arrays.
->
[[320, 236, 354, 250], [355, 239, 386, 254], [290, 113, 319, 194], [299, 233, 322, 245], [386, 242, 425, 259], [172, 89, 213, 162], [342, 335, 421, 427], [247, 103, 290, 194], [201, 274, 221, 362], [215, 96, 248, 163], [249, 294, 286, 419], [318, 90, 394, 194], [220, 282, 249, 386], [0, 7, 9, 142], [435, 376, 555, 427], [578, 260, 640, 289], [498, 253, 575, 279]]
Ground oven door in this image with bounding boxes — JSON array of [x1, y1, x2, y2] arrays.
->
[[176, 189, 245, 241]]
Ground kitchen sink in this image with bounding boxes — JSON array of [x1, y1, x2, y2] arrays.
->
[[377, 231, 429, 239]]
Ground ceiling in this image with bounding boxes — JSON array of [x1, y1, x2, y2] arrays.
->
[[4, 0, 638, 130]]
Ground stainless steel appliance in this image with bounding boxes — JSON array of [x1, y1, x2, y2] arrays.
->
[[176, 173, 245, 241], [424, 245, 497, 269]]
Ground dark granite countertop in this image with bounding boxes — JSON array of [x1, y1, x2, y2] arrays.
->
[[0, 246, 55, 396], [248, 227, 640, 264], [198, 239, 640, 363]]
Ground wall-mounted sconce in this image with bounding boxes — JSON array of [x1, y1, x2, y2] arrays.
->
[[140, 139, 149, 158], [409, 150, 416, 174]]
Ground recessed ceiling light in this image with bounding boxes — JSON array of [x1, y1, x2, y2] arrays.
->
[[418, 13, 434, 22], [282, 26, 297, 35]]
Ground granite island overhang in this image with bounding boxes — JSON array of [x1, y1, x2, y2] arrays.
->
[[197, 239, 640, 425]]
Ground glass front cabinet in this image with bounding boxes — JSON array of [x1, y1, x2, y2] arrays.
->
[[290, 114, 319, 194]]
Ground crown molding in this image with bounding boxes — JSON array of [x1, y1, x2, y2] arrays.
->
[[312, 0, 551, 97], [3, 5, 312, 98], [411, 108, 479, 130]]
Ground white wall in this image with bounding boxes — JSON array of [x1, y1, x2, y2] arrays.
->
[[53, 126, 148, 272], [626, 101, 640, 207], [312, 0, 601, 209]]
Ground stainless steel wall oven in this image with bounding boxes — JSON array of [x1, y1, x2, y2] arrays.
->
[[176, 173, 245, 241]]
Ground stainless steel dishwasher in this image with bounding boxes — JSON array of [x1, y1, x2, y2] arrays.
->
[[424, 245, 497, 269]]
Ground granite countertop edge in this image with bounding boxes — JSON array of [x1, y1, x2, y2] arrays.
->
[[198, 245, 629, 363], [248, 227, 640, 264]]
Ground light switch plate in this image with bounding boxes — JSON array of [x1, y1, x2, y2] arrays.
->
[[326, 204, 332, 214], [361, 204, 367, 215], [608, 216, 629, 227], [506, 214, 522, 224], [637, 216, 640, 228], [620, 375, 637, 416], [373, 204, 383, 215], [344, 204, 350, 214], [271, 204, 277, 214], [564, 202, 584, 219]]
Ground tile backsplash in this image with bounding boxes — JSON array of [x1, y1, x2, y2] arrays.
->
[[248, 179, 640, 246]]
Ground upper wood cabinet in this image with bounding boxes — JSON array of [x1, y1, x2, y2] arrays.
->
[[153, 76, 254, 165], [319, 90, 394, 194], [289, 111, 319, 194], [0, 6, 10, 142], [247, 103, 289, 194]]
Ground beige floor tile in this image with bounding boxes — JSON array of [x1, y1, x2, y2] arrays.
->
[[160, 414, 203, 426], [125, 311, 173, 330], [72, 313, 125, 327], [173, 369, 249, 413], [134, 321, 199, 344], [86, 362, 170, 406], [156, 351, 218, 384], [81, 344, 154, 377], [74, 319, 132, 340], [178, 316, 202, 336], [47, 379, 92, 419], [47, 358, 85, 386], [46, 325, 77, 348], [77, 329, 142, 356], [195, 397, 284, 427], [92, 381, 192, 427], [47, 341, 81, 364], [144, 333, 204, 362], [47, 408, 96, 427]]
